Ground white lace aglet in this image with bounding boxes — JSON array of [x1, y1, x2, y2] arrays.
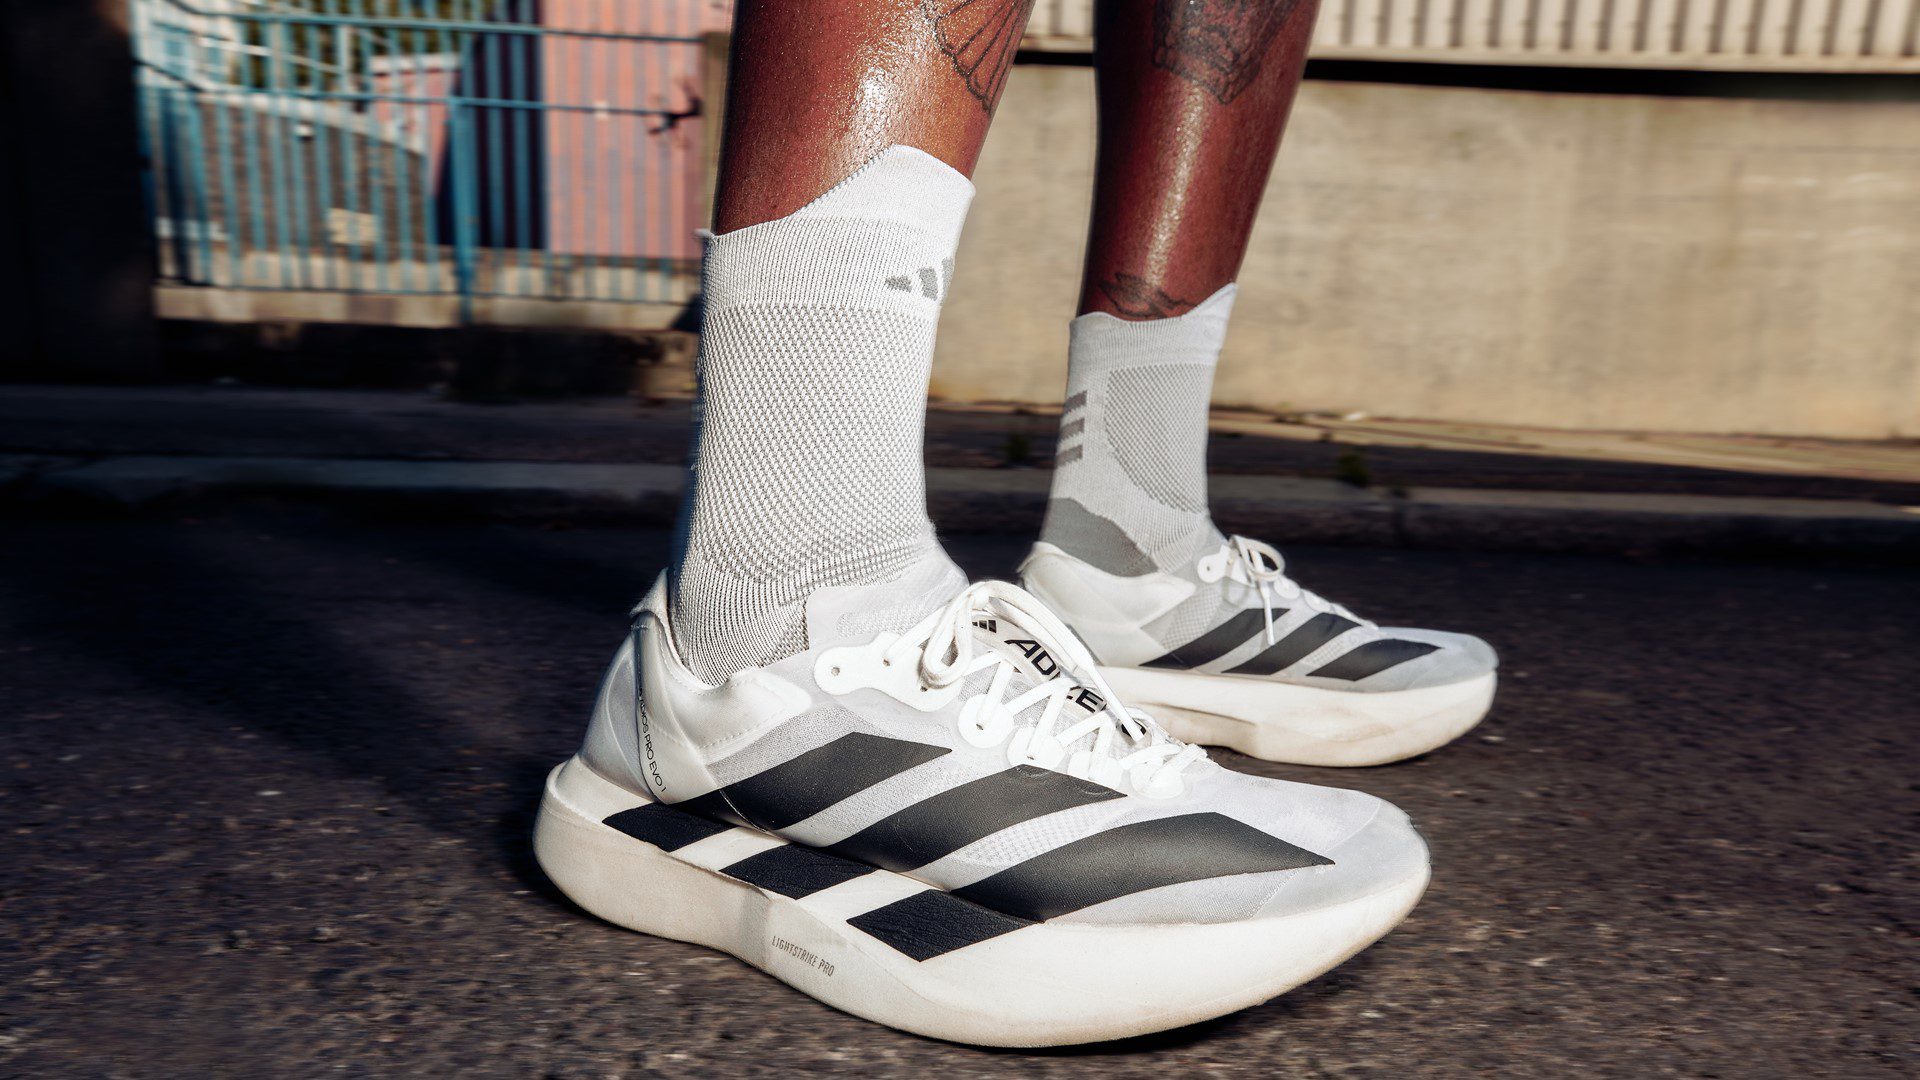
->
[[1261, 582, 1277, 645]]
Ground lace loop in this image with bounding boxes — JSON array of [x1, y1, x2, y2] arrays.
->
[[910, 581, 1203, 795], [1205, 536, 1373, 645]]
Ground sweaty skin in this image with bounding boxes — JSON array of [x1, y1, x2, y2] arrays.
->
[[1079, 0, 1321, 319], [712, 0, 1036, 233]]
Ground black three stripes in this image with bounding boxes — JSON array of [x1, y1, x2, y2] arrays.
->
[[1144, 609, 1440, 681], [949, 813, 1330, 921], [674, 732, 951, 831], [1229, 613, 1358, 676], [605, 797, 1044, 959], [820, 764, 1123, 872], [1311, 638, 1439, 680], [599, 733, 1335, 962], [1143, 609, 1270, 669]]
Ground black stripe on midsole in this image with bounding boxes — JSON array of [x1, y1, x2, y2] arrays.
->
[[950, 812, 1332, 923], [846, 889, 1036, 961], [820, 765, 1123, 872], [670, 732, 952, 832], [1225, 613, 1361, 676], [1142, 609, 1271, 670], [720, 844, 876, 899], [602, 802, 733, 852], [1308, 638, 1441, 681]]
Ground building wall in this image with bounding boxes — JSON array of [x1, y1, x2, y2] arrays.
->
[[932, 65, 1920, 438], [1026, 0, 1920, 71]]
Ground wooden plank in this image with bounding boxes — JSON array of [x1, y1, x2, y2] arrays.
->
[[1718, 0, 1761, 55], [1757, 0, 1797, 55], [1461, 0, 1499, 47], [1828, 0, 1877, 54], [1570, 0, 1608, 53], [1494, 0, 1535, 51], [1349, 0, 1387, 46], [1643, 0, 1682, 52], [1865, 0, 1916, 55], [1387, 0, 1423, 46]]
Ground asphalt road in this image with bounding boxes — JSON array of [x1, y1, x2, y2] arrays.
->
[[6, 385, 1915, 503], [1, 510, 1914, 1077]]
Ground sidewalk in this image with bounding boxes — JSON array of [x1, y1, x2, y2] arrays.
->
[[4, 385, 1916, 558]]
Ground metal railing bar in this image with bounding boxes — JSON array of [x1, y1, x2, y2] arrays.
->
[[214, 89, 242, 287], [510, 0, 532, 294], [147, 0, 700, 44], [306, 5, 338, 290], [264, 22, 296, 287], [485, 3, 507, 293], [331, 0, 359, 292], [132, 72, 683, 118], [415, 2, 440, 293]]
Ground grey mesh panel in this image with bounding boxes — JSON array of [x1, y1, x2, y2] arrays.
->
[[1104, 364, 1213, 514], [1038, 498, 1154, 577]]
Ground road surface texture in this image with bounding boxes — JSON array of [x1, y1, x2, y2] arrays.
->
[[6, 385, 1916, 503], [1, 510, 1913, 1076]]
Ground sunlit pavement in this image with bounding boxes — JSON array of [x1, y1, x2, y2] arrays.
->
[[2, 510, 1913, 1076]]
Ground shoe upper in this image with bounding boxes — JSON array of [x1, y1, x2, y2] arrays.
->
[[581, 557, 1427, 929], [1021, 535, 1497, 693]]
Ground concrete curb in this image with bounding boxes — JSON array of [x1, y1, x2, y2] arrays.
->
[[4, 454, 1915, 559]]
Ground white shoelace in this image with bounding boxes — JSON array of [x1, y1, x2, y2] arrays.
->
[[1197, 536, 1374, 646], [891, 581, 1204, 797]]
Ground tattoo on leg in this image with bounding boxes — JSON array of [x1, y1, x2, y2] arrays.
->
[[1098, 273, 1198, 318], [924, 0, 1032, 112], [1152, 0, 1305, 104]]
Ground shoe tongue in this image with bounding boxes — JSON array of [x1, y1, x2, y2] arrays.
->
[[803, 549, 967, 651], [965, 605, 1114, 723]]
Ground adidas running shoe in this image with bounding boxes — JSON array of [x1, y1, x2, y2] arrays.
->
[[1021, 535, 1497, 767], [533, 554, 1429, 1046]]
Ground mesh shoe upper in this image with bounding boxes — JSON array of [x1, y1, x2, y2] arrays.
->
[[1023, 526, 1498, 693], [624, 568, 1429, 930]]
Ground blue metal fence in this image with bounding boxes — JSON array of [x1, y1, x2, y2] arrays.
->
[[131, 0, 707, 320]]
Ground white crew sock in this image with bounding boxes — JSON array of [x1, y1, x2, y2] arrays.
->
[[669, 145, 974, 684], [1038, 283, 1238, 576]]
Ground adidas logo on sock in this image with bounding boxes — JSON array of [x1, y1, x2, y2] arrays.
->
[[1055, 390, 1087, 465], [886, 257, 956, 301]]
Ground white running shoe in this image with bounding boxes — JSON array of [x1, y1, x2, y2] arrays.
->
[[534, 556, 1429, 1046], [1021, 536, 1498, 767]]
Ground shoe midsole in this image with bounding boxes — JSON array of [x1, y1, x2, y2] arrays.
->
[[533, 755, 1427, 1047]]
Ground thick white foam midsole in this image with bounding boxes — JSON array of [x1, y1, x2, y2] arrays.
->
[[532, 756, 1427, 1047], [1101, 667, 1497, 767]]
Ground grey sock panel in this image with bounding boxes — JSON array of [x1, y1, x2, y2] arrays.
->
[[670, 146, 975, 684], [1041, 284, 1237, 574]]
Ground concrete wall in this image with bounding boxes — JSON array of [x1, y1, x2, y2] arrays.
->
[[933, 67, 1920, 438]]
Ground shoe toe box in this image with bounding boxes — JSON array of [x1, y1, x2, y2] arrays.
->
[[1345, 627, 1497, 690], [1051, 773, 1428, 927]]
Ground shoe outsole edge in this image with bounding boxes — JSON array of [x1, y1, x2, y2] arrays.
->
[[533, 756, 1427, 1047], [1100, 668, 1498, 767]]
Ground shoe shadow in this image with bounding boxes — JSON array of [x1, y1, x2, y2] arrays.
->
[[3, 511, 664, 918]]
